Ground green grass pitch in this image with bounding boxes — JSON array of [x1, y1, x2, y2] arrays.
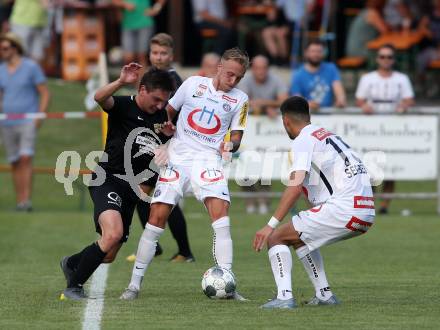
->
[[0, 80, 439, 329]]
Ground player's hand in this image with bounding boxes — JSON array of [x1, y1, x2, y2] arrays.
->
[[119, 62, 142, 85], [159, 121, 176, 137], [219, 141, 233, 162], [253, 225, 274, 252], [309, 101, 320, 111], [153, 144, 168, 167]]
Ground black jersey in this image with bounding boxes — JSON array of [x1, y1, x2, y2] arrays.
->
[[98, 95, 170, 178]]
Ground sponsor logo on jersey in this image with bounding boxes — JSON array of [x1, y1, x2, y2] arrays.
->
[[187, 107, 221, 135], [200, 168, 224, 183], [345, 216, 373, 233], [222, 95, 237, 103], [154, 188, 161, 197], [222, 103, 232, 112], [193, 84, 207, 97], [311, 127, 333, 141], [107, 192, 122, 207], [158, 167, 180, 182], [353, 196, 375, 209]]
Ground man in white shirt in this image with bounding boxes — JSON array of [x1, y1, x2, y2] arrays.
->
[[254, 96, 375, 309], [356, 44, 414, 214], [120, 47, 250, 301], [356, 44, 414, 114]]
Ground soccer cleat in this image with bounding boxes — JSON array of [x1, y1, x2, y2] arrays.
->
[[306, 295, 340, 306], [63, 286, 87, 300], [119, 286, 139, 300], [227, 291, 249, 301], [260, 297, 297, 309], [60, 256, 74, 285], [379, 207, 388, 215], [170, 253, 195, 263]]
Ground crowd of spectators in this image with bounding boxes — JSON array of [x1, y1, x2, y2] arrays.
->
[[0, 0, 439, 213]]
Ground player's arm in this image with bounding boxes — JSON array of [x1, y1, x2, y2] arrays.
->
[[94, 62, 142, 111], [253, 170, 306, 252]]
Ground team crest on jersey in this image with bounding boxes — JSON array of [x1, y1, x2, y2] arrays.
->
[[194, 84, 207, 97], [200, 168, 224, 183], [311, 128, 333, 141], [187, 107, 221, 135], [222, 103, 232, 112]]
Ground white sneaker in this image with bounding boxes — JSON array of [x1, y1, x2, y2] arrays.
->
[[246, 204, 256, 214], [119, 285, 139, 300], [258, 203, 269, 215]]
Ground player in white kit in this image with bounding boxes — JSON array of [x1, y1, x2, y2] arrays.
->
[[120, 48, 250, 300], [253, 96, 375, 309]]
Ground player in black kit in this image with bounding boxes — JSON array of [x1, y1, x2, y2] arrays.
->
[[59, 64, 175, 300]]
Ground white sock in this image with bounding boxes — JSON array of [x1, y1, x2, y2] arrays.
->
[[211, 216, 233, 270], [268, 245, 293, 300], [296, 245, 333, 300], [129, 223, 164, 290]]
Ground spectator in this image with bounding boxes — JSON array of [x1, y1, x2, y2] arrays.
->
[[0, 32, 50, 211], [238, 55, 288, 214], [416, 0, 440, 92], [355, 44, 414, 215], [0, 0, 13, 33], [290, 40, 346, 112], [198, 52, 220, 78], [191, 0, 234, 55], [262, 0, 315, 66], [345, 0, 390, 58], [112, 0, 167, 67], [9, 0, 49, 63]]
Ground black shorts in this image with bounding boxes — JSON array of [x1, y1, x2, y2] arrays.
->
[[89, 173, 141, 243]]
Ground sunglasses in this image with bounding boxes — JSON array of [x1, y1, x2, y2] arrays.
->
[[378, 55, 394, 60]]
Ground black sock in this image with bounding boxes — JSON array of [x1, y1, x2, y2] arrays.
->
[[67, 246, 88, 271], [168, 205, 192, 257], [68, 242, 106, 288], [136, 200, 150, 228]]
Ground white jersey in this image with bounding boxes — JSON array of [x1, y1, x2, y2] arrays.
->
[[168, 76, 249, 164], [290, 124, 374, 211], [355, 71, 414, 113]]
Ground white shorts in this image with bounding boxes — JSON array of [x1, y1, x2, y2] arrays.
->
[[292, 200, 375, 251], [151, 162, 230, 205]]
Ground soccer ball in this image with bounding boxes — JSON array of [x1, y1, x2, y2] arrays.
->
[[201, 266, 236, 299]]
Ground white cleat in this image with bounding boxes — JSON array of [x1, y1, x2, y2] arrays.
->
[[119, 286, 139, 300]]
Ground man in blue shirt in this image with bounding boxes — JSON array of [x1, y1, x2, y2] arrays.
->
[[290, 40, 346, 112], [0, 32, 50, 211]]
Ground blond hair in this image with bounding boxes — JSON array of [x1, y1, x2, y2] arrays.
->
[[150, 33, 174, 50], [221, 47, 249, 69]]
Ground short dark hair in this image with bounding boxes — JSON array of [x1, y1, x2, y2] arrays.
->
[[306, 39, 325, 49], [280, 96, 310, 122], [139, 68, 175, 92], [377, 43, 396, 55]]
